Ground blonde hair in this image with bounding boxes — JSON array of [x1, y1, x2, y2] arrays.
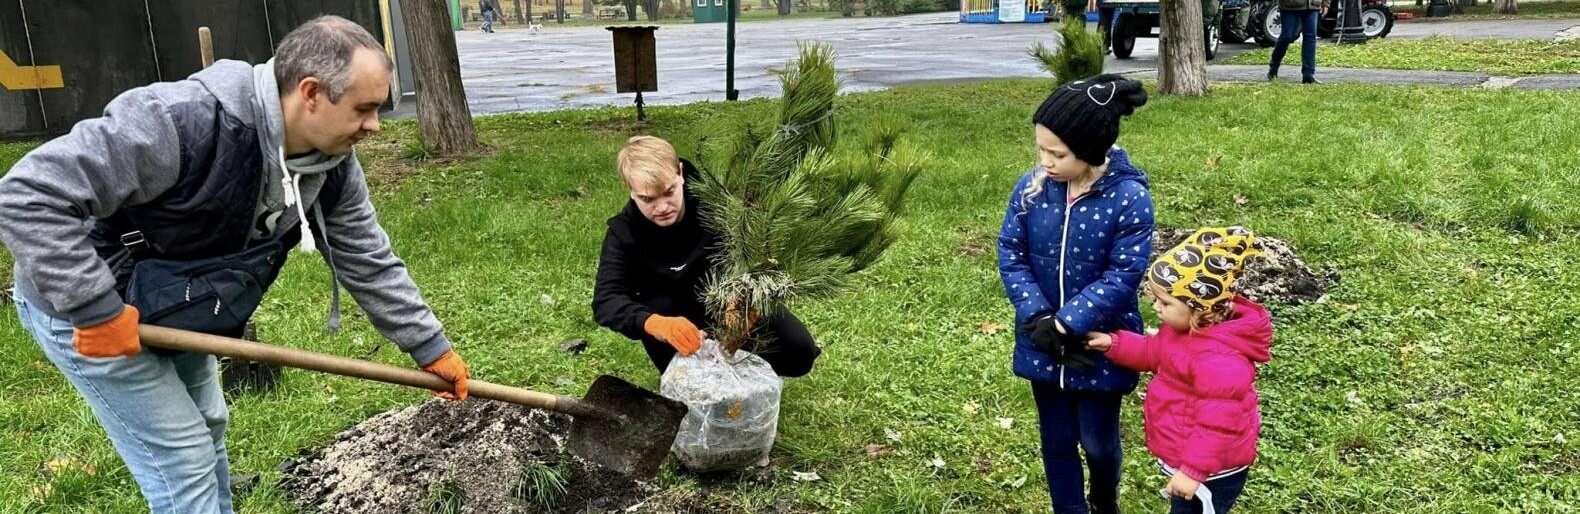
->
[[1147, 282, 1234, 332], [1189, 302, 1235, 331], [617, 136, 681, 189], [1020, 150, 1111, 211]]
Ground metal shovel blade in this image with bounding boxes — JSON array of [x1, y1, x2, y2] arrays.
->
[[568, 374, 687, 480]]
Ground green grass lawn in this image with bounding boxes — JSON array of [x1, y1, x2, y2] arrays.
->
[[1398, 0, 1580, 20], [3, 80, 1579, 513], [1223, 36, 1580, 76]]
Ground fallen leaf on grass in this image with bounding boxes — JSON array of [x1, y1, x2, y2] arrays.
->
[[1206, 155, 1223, 170], [791, 471, 821, 482], [930, 456, 946, 469], [997, 417, 1015, 430], [963, 401, 981, 415], [978, 322, 1004, 335], [35, 457, 98, 479], [866, 444, 893, 458], [41, 456, 74, 477], [885, 428, 903, 442], [1234, 194, 1249, 206]]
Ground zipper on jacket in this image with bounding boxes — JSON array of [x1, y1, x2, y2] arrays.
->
[[1056, 189, 1090, 389]]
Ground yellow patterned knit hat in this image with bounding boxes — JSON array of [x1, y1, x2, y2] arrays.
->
[[1148, 227, 1261, 311]]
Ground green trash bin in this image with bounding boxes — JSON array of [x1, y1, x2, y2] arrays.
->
[[694, 0, 731, 23]]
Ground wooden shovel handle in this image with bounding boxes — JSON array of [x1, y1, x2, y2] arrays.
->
[[138, 325, 605, 418], [198, 27, 214, 68]]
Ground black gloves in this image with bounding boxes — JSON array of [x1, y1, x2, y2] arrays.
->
[[1019, 316, 1097, 372]]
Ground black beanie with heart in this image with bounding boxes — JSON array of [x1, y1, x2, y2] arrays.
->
[[1032, 74, 1149, 167]]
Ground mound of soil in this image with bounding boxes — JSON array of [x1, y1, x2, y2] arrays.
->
[[278, 399, 653, 514]]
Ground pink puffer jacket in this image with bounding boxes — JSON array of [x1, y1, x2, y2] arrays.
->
[[1106, 295, 1273, 482]]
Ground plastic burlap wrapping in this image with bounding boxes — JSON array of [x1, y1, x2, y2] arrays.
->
[[660, 339, 782, 472]]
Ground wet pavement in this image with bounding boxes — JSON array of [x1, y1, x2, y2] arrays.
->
[[442, 12, 1260, 115], [398, 12, 1579, 118]]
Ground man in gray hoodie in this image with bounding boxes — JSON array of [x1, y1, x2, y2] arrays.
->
[[0, 16, 468, 514]]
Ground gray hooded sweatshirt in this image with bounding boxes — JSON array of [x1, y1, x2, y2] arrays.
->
[[0, 59, 451, 366]]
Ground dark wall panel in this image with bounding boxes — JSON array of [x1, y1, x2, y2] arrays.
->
[[0, 1, 46, 137], [263, 0, 386, 50], [31, 1, 162, 134], [3, 0, 384, 140], [147, 0, 276, 81]]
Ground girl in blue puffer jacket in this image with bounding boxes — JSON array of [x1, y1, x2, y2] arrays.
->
[[998, 74, 1154, 514]]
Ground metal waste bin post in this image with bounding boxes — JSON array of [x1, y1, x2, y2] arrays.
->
[[607, 26, 659, 121]]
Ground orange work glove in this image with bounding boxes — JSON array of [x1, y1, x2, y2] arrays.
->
[[73, 305, 142, 358], [644, 314, 704, 356], [422, 349, 470, 401]]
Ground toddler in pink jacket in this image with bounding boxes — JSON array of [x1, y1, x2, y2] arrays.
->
[[1086, 227, 1273, 514]]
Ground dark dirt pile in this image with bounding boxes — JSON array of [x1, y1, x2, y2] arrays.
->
[[278, 399, 653, 514]]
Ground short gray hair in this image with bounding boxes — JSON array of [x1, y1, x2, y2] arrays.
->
[[274, 15, 393, 102]]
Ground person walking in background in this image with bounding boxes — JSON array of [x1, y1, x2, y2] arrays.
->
[[481, 0, 501, 33], [1269, 0, 1323, 83]]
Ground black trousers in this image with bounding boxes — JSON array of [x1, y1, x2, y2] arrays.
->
[[634, 294, 821, 377]]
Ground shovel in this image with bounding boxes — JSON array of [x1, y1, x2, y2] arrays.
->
[[139, 325, 687, 480]]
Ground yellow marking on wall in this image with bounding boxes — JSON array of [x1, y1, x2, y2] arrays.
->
[[0, 50, 64, 90], [379, 0, 403, 104]]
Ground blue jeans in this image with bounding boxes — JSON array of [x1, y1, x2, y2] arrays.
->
[[1032, 383, 1124, 514], [15, 295, 233, 514], [482, 10, 496, 32], [1169, 467, 1250, 514], [1270, 9, 1319, 80]]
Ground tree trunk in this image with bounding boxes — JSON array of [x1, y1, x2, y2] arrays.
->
[[514, 0, 526, 22], [400, 0, 480, 154], [778, 0, 791, 15], [1158, 0, 1209, 96], [646, 0, 661, 20], [583, 0, 594, 16], [1493, 0, 1516, 14]]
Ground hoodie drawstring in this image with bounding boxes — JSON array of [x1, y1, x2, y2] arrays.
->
[[279, 146, 317, 254], [278, 146, 341, 334], [314, 203, 342, 334]]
